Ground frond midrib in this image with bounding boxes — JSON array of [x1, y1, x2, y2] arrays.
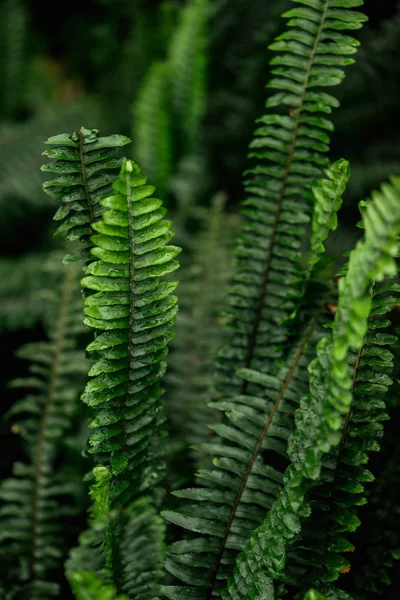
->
[[78, 130, 95, 223], [241, 0, 330, 395]]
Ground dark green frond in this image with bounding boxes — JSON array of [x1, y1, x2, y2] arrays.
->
[[223, 175, 400, 600], [215, 0, 367, 397], [0, 264, 89, 599], [80, 158, 180, 507], [42, 126, 131, 261]]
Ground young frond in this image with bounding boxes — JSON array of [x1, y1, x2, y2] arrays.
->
[[215, 0, 367, 397], [223, 176, 400, 600], [0, 264, 89, 599], [42, 126, 131, 261], [80, 158, 180, 507]]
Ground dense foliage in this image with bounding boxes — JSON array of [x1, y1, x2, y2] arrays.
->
[[0, 0, 399, 598]]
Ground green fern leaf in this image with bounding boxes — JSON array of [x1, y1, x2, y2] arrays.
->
[[0, 263, 89, 599], [81, 158, 180, 507], [222, 176, 400, 599], [215, 0, 367, 397]]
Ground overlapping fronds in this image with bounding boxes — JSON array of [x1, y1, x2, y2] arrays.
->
[[161, 159, 350, 597], [215, 0, 367, 397], [222, 177, 400, 600], [165, 194, 234, 469], [162, 318, 325, 598], [133, 62, 173, 198], [80, 158, 180, 507], [168, 0, 208, 153], [0, 0, 26, 120], [289, 280, 400, 591], [68, 465, 165, 600], [0, 264, 89, 600], [42, 126, 131, 261]]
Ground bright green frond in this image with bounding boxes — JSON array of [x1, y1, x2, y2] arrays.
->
[[70, 571, 129, 600], [81, 158, 180, 507]]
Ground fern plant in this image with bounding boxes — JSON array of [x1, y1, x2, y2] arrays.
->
[[0, 262, 89, 599]]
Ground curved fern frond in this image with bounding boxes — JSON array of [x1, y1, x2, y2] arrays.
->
[[80, 158, 180, 507], [290, 280, 400, 591], [0, 264, 88, 599], [133, 62, 173, 198], [215, 0, 367, 397], [223, 176, 400, 600], [42, 127, 131, 261], [168, 0, 208, 154]]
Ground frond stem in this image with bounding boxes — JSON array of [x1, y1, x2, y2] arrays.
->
[[78, 130, 95, 223]]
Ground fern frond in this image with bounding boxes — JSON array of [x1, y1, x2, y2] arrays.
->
[[215, 0, 367, 397], [168, 0, 208, 154], [133, 62, 173, 198], [0, 263, 89, 599], [80, 158, 180, 507], [222, 176, 400, 600], [42, 126, 131, 261], [0, 0, 26, 120]]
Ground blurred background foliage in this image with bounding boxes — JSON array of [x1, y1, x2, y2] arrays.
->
[[0, 0, 400, 596]]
